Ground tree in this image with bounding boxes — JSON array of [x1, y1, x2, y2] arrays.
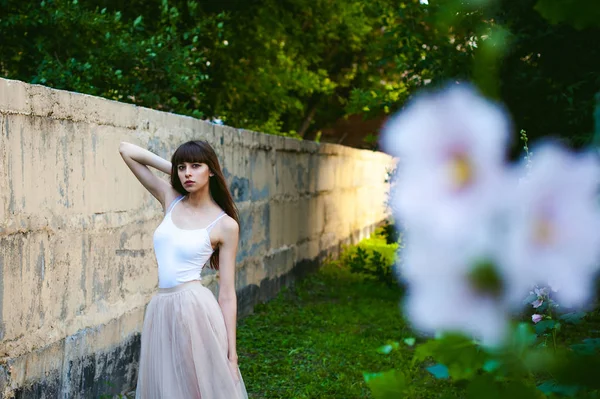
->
[[1, 0, 598, 149], [0, 0, 224, 118], [348, 0, 600, 151], [203, 0, 408, 138]]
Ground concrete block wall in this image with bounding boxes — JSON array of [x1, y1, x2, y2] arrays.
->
[[0, 77, 394, 398]]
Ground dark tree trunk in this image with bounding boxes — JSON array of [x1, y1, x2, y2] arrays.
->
[[299, 102, 318, 139]]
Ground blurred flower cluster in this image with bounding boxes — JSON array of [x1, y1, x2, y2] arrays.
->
[[381, 84, 600, 346], [526, 285, 558, 324]]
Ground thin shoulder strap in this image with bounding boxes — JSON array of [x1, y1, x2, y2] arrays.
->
[[166, 195, 185, 214], [206, 211, 227, 232]]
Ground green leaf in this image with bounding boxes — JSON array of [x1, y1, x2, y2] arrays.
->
[[426, 363, 449, 379], [559, 312, 586, 324], [534, 319, 556, 335], [364, 370, 407, 399], [510, 323, 537, 353], [522, 293, 537, 305], [537, 381, 579, 396], [414, 333, 487, 380], [482, 359, 500, 372], [570, 338, 600, 355]]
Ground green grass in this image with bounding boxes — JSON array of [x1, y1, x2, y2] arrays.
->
[[236, 260, 460, 399], [235, 254, 600, 399]]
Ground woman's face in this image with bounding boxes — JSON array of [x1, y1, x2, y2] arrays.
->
[[177, 161, 212, 192]]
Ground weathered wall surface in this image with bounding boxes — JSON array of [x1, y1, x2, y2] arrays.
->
[[0, 77, 393, 398]]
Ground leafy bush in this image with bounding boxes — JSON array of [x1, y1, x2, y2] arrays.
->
[[342, 227, 399, 288], [380, 220, 401, 245]]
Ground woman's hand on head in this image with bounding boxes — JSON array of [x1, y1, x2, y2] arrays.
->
[[119, 141, 177, 210]]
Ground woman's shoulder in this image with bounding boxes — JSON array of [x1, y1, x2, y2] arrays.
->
[[218, 213, 239, 234]]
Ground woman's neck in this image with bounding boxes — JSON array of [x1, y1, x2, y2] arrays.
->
[[184, 188, 215, 209]]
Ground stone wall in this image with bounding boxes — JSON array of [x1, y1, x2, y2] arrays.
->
[[0, 77, 393, 398]]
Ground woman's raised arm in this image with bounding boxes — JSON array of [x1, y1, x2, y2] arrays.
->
[[119, 142, 174, 207]]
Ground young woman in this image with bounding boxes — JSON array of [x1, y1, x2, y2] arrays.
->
[[119, 140, 248, 399]]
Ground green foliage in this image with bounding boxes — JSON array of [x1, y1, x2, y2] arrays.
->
[[0, 0, 406, 139], [1, 0, 597, 145], [594, 93, 600, 151], [346, 0, 475, 117], [426, 363, 449, 379], [348, 0, 600, 151], [381, 219, 401, 245], [342, 227, 399, 287], [535, 0, 600, 29], [365, 310, 600, 399], [206, 0, 405, 138], [534, 319, 559, 335], [559, 311, 587, 324], [569, 338, 600, 355], [499, 0, 600, 150], [364, 370, 410, 399], [415, 334, 487, 381], [0, 0, 225, 118]]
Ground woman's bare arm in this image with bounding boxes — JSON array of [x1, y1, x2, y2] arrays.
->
[[119, 142, 174, 207], [217, 218, 241, 367]]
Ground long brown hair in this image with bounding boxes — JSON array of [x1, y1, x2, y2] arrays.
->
[[170, 140, 239, 270]]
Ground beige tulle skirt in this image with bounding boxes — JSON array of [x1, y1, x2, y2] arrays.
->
[[135, 280, 248, 399]]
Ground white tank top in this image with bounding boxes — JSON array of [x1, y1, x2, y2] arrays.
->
[[153, 196, 227, 289]]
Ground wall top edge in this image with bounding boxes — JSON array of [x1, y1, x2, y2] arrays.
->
[[0, 77, 392, 159]]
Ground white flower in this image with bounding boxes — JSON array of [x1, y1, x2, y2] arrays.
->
[[532, 314, 543, 324], [398, 236, 512, 346], [531, 298, 543, 309], [384, 84, 516, 346], [404, 273, 509, 346], [501, 143, 600, 308], [380, 84, 511, 240], [384, 84, 600, 348]]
